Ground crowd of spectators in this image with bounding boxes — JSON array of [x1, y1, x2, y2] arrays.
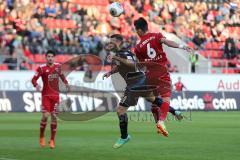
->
[[0, 0, 239, 72]]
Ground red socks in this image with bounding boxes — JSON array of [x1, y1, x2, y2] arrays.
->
[[40, 118, 57, 141], [40, 119, 47, 138], [159, 101, 170, 121], [50, 122, 57, 141]]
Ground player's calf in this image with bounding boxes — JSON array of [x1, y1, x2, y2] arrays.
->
[[39, 113, 49, 148], [116, 106, 128, 139], [49, 113, 57, 149]]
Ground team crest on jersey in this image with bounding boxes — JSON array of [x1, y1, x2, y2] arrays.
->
[[55, 67, 60, 73]]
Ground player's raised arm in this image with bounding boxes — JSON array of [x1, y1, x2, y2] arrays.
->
[[160, 38, 194, 54]]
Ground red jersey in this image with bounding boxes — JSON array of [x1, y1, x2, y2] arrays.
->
[[174, 82, 186, 92], [134, 32, 168, 65], [32, 63, 68, 96], [134, 32, 172, 98]]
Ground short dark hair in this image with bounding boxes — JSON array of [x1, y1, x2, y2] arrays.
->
[[134, 17, 148, 32], [110, 34, 124, 43], [45, 50, 56, 56]]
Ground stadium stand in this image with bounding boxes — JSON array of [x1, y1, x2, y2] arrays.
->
[[0, 0, 239, 73]]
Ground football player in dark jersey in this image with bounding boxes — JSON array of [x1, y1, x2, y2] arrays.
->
[[103, 34, 183, 149]]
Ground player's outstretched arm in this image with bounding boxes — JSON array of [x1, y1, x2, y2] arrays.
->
[[112, 56, 135, 68], [161, 38, 194, 54]]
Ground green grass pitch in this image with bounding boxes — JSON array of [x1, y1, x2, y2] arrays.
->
[[0, 112, 239, 160]]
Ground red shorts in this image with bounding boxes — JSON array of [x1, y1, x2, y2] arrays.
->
[[42, 95, 59, 113], [146, 71, 172, 98]]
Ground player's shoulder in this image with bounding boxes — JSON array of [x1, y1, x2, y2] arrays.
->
[[38, 64, 47, 70], [53, 63, 61, 67], [39, 64, 46, 68], [135, 39, 141, 46], [54, 62, 61, 66], [138, 32, 160, 42], [144, 32, 156, 36], [148, 32, 163, 37]]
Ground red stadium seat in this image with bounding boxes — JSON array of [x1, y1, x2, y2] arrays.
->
[[212, 51, 218, 58], [222, 68, 235, 74], [27, 54, 34, 61], [211, 69, 216, 74], [211, 59, 228, 67], [34, 54, 46, 63], [211, 59, 219, 67], [0, 64, 8, 70], [31, 64, 40, 71], [237, 42, 240, 49], [217, 51, 224, 58], [199, 50, 207, 58], [205, 50, 213, 58], [68, 20, 76, 28], [211, 42, 219, 49], [55, 55, 73, 63], [205, 51, 223, 59], [216, 42, 224, 49], [205, 43, 212, 50], [92, 65, 102, 72], [73, 0, 108, 6], [55, 19, 62, 28], [221, 59, 228, 67], [187, 42, 194, 48], [103, 65, 111, 71], [237, 27, 240, 34], [47, 19, 55, 29], [227, 27, 235, 33]]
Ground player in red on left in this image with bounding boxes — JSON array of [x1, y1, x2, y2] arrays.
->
[[31, 50, 70, 149]]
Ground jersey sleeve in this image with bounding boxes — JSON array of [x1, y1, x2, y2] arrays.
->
[[31, 67, 42, 87], [58, 65, 68, 85], [133, 47, 140, 59], [156, 32, 166, 42]]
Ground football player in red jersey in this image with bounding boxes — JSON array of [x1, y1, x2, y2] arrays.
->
[[133, 17, 193, 137], [31, 50, 70, 149], [174, 77, 187, 92]]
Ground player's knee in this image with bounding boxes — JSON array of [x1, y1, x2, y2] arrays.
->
[[41, 117, 48, 122], [51, 113, 57, 122], [162, 97, 170, 103], [116, 106, 126, 115], [118, 113, 128, 123], [42, 112, 49, 120], [146, 96, 155, 103]]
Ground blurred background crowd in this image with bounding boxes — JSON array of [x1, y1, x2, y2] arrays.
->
[[0, 0, 239, 73]]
